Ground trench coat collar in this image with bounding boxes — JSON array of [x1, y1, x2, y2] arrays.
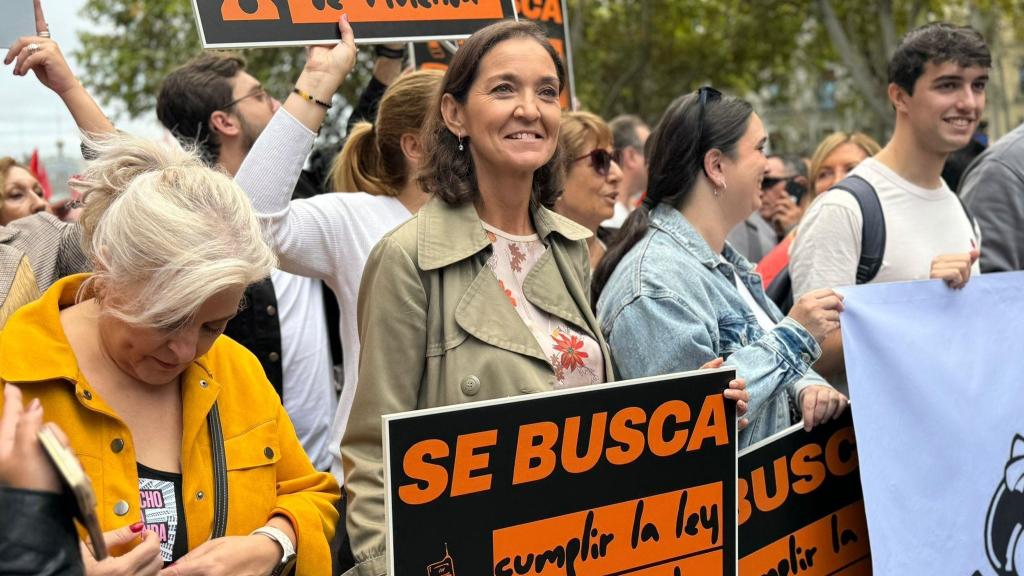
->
[[417, 196, 592, 271]]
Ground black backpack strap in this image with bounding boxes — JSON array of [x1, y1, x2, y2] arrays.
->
[[832, 175, 885, 284]]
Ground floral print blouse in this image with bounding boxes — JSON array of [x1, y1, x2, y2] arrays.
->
[[483, 223, 605, 388]]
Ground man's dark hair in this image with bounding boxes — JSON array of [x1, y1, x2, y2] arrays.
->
[[888, 22, 990, 95], [609, 115, 648, 152], [156, 53, 247, 165]]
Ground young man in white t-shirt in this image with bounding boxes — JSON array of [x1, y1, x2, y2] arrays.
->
[[790, 23, 990, 387]]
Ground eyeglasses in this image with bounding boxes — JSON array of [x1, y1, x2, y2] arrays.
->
[[761, 175, 798, 190], [573, 148, 623, 177], [695, 86, 722, 176], [220, 87, 270, 111]]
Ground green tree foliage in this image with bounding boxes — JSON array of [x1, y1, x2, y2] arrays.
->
[[76, 0, 1023, 150]]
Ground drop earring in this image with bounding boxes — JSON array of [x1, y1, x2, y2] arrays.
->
[[458, 133, 464, 152]]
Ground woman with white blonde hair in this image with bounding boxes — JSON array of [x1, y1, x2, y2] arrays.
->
[[0, 132, 340, 575]]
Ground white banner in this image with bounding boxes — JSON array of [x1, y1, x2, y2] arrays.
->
[[840, 272, 1024, 575]]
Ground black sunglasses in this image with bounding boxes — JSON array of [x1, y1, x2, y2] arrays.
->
[[573, 148, 623, 177], [761, 175, 798, 190]]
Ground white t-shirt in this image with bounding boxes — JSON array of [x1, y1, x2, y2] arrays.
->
[[722, 258, 776, 332], [271, 269, 335, 471], [790, 157, 979, 299]]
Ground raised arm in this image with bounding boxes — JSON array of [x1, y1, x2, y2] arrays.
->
[[234, 17, 361, 280]]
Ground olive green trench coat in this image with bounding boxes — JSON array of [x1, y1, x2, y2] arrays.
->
[[341, 197, 615, 575]]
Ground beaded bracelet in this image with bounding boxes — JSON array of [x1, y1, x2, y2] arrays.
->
[[292, 87, 332, 109]]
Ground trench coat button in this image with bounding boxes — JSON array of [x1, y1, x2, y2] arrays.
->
[[196, 491, 205, 501], [460, 375, 481, 396], [801, 352, 812, 364], [264, 447, 275, 459], [266, 305, 277, 317], [81, 389, 93, 401], [113, 500, 130, 516], [199, 379, 208, 389], [268, 352, 280, 362], [110, 438, 124, 454]]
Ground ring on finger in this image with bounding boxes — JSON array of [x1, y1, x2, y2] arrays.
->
[[27, 43, 41, 55], [38, 30, 51, 38]]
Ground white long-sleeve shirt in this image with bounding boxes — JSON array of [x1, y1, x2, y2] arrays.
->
[[236, 108, 413, 483]]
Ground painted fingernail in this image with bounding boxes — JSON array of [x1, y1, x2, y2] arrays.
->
[[130, 522, 144, 533]]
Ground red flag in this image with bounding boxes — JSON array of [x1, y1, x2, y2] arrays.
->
[[29, 149, 52, 201]]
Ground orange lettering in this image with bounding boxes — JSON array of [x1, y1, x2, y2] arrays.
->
[[738, 477, 752, 525], [791, 443, 826, 495], [449, 430, 497, 497], [540, 0, 562, 24], [825, 427, 858, 476], [689, 394, 729, 450], [648, 400, 690, 457], [561, 413, 607, 474], [606, 407, 647, 465], [398, 439, 449, 505], [751, 456, 789, 513], [512, 421, 559, 485], [221, 0, 280, 21]]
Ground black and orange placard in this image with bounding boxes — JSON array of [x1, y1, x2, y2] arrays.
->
[[412, 0, 576, 109], [383, 369, 738, 575], [192, 0, 518, 48], [738, 411, 872, 576]]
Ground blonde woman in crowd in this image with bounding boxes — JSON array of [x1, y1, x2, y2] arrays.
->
[[0, 133, 340, 574]]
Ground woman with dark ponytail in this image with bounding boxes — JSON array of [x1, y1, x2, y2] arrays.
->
[[594, 88, 848, 448]]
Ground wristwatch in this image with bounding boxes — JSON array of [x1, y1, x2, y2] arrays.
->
[[251, 526, 297, 575]]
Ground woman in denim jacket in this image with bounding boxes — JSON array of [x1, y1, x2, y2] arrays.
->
[[593, 88, 848, 448]]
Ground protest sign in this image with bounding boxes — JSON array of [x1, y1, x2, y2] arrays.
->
[[840, 272, 1024, 575], [383, 368, 738, 575], [192, 0, 518, 48], [738, 411, 871, 576], [412, 0, 576, 109]]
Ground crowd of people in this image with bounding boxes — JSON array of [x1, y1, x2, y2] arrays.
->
[[0, 1, 1014, 573]]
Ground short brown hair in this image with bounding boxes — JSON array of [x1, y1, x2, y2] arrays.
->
[[157, 52, 246, 165], [559, 111, 612, 175], [417, 20, 566, 208]]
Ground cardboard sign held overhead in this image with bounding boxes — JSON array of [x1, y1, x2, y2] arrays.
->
[[412, 0, 576, 109], [384, 369, 739, 575], [192, 0, 519, 48], [738, 411, 872, 576]]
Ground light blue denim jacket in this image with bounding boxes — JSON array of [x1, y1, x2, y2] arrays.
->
[[596, 204, 830, 448]]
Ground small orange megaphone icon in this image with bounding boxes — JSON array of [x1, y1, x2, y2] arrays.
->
[[426, 543, 455, 576], [221, 0, 280, 21]]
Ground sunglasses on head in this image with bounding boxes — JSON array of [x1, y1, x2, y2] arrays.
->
[[573, 148, 623, 177]]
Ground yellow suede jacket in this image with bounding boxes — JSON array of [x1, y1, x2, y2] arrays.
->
[[0, 274, 340, 574]]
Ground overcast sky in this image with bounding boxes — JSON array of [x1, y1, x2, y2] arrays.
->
[[1, 0, 164, 160]]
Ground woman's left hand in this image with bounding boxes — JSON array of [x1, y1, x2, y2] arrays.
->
[[798, 384, 848, 431], [701, 357, 750, 431], [724, 376, 750, 431], [158, 536, 281, 576]]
